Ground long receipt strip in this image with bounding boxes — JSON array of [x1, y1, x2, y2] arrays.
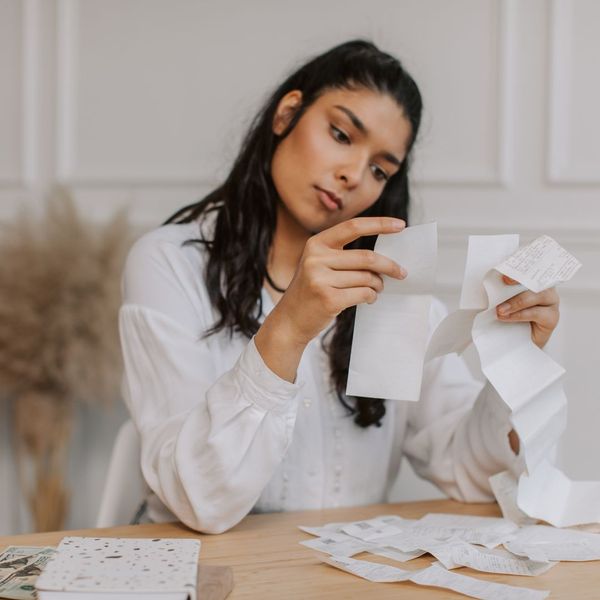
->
[[322, 557, 549, 600], [347, 222, 437, 401], [350, 225, 596, 527], [430, 233, 593, 527]]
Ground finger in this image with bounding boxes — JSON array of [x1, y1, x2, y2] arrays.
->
[[327, 248, 406, 279], [496, 288, 559, 316], [328, 270, 385, 292], [335, 286, 380, 310], [317, 217, 405, 249], [502, 274, 519, 285], [497, 305, 559, 328]]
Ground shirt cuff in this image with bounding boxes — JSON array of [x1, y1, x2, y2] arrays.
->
[[237, 337, 303, 413]]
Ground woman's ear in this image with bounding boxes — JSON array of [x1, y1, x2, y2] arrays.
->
[[273, 90, 303, 135]]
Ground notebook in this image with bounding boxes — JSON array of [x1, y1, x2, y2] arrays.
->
[[35, 537, 201, 600]]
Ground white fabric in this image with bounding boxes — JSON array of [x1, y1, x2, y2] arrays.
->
[[119, 220, 518, 534]]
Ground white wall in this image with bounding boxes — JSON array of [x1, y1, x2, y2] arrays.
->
[[1, 0, 599, 533]]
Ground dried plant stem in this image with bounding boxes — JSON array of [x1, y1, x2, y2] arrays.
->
[[13, 390, 73, 532]]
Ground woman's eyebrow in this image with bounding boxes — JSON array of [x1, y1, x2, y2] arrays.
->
[[333, 105, 402, 169], [334, 104, 369, 135]]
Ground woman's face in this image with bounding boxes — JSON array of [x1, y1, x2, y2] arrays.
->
[[270, 86, 413, 235]]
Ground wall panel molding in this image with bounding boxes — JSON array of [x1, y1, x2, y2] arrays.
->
[[0, 0, 37, 190], [547, 0, 600, 184], [56, 0, 518, 189], [415, 0, 516, 188]]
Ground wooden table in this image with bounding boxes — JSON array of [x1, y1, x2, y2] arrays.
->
[[0, 499, 592, 598]]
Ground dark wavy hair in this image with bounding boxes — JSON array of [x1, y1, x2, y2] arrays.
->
[[165, 40, 422, 427]]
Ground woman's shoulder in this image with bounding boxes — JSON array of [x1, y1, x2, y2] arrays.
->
[[122, 218, 213, 313], [128, 221, 201, 259], [125, 212, 216, 273]]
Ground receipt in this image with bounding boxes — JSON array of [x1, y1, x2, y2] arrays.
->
[[426, 234, 519, 362], [461, 235, 521, 309], [504, 522, 600, 561], [489, 470, 537, 526], [347, 222, 437, 401], [409, 513, 519, 548], [496, 235, 582, 293], [300, 532, 371, 557], [474, 237, 594, 526], [425, 308, 480, 361], [320, 554, 414, 582], [342, 518, 406, 541], [411, 562, 550, 600], [423, 233, 588, 526], [370, 546, 425, 562], [447, 544, 556, 576], [321, 555, 550, 599], [517, 460, 600, 528], [298, 522, 345, 536]]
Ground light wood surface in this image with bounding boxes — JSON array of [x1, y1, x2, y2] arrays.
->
[[0, 499, 593, 599]]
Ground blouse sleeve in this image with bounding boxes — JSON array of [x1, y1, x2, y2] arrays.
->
[[119, 231, 301, 533], [402, 300, 519, 502]]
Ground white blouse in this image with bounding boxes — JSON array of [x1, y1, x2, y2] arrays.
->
[[119, 219, 518, 534]]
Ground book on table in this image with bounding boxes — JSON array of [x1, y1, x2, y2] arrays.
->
[[35, 536, 201, 600]]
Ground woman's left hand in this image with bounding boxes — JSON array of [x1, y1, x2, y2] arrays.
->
[[496, 275, 560, 349]]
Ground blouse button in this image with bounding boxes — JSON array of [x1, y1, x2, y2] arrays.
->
[[303, 398, 312, 408]]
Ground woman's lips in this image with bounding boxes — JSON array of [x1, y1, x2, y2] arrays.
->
[[315, 186, 342, 211]]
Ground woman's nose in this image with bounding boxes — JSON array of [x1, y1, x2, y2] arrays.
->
[[335, 159, 365, 188]]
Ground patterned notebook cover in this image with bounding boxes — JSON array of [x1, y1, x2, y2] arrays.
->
[[36, 537, 201, 600]]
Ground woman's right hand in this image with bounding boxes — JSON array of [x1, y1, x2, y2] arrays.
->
[[255, 217, 407, 382]]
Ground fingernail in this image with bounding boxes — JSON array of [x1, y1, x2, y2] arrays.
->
[[392, 219, 405, 230], [398, 267, 408, 279], [497, 303, 510, 315]]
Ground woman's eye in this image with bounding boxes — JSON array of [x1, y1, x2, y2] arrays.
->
[[371, 164, 389, 182], [331, 125, 351, 144]]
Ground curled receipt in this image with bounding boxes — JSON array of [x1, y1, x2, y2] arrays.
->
[[427, 233, 590, 527]]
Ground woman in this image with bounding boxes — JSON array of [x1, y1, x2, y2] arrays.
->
[[120, 40, 559, 533]]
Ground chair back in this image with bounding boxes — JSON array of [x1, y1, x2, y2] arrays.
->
[[96, 419, 148, 527]]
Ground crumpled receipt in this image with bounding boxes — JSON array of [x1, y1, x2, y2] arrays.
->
[[427, 232, 595, 528]]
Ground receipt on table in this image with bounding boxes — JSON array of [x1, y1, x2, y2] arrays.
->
[[347, 222, 437, 401], [300, 532, 371, 557], [321, 555, 550, 600], [411, 562, 550, 600], [410, 513, 519, 548], [504, 522, 600, 561], [342, 518, 406, 541], [320, 554, 414, 582], [298, 522, 345, 537], [370, 546, 425, 562], [447, 544, 556, 576]]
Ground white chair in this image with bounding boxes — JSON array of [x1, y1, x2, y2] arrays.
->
[[96, 419, 149, 527]]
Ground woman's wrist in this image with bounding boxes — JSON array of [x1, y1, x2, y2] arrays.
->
[[255, 307, 309, 383]]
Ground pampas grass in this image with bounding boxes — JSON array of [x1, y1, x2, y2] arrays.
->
[[0, 187, 132, 531]]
